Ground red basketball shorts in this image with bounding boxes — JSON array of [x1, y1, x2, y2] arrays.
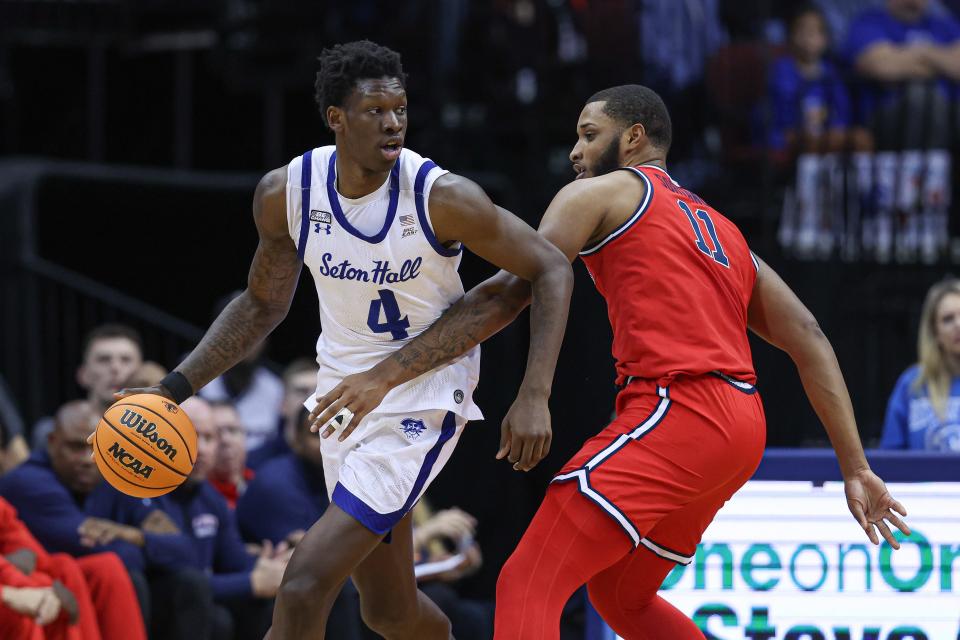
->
[[552, 373, 766, 565]]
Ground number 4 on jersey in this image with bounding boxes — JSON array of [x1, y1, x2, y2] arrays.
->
[[367, 289, 410, 340], [677, 200, 729, 267]]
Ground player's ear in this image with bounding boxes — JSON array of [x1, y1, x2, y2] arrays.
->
[[326, 106, 344, 132], [626, 123, 647, 149]]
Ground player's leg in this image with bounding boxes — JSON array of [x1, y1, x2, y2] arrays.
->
[[586, 548, 704, 640], [350, 511, 451, 639], [493, 481, 632, 640], [270, 503, 384, 640], [585, 379, 766, 640]]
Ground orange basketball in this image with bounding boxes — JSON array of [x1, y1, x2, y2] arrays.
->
[[94, 394, 197, 498]]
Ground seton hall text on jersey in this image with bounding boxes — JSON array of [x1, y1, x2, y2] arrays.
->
[[317, 252, 423, 285]]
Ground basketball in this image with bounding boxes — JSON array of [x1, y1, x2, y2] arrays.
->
[[93, 394, 197, 498]]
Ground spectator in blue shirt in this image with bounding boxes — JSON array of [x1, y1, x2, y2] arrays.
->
[[882, 278, 960, 451], [767, 4, 856, 153], [0, 401, 145, 571], [843, 0, 960, 147], [0, 400, 219, 640], [94, 396, 288, 640]]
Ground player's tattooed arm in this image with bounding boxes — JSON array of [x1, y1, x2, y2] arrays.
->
[[118, 167, 300, 401], [311, 173, 574, 470], [378, 174, 623, 382], [175, 167, 301, 392]]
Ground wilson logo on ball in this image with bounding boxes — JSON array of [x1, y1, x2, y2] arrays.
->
[[118, 409, 179, 461], [107, 441, 155, 479]]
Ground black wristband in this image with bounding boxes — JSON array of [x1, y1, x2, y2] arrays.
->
[[159, 371, 194, 404]]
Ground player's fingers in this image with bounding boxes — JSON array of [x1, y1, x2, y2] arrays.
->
[[86, 433, 95, 445], [885, 512, 910, 537], [507, 436, 523, 465], [863, 522, 880, 545], [317, 400, 348, 439], [849, 501, 868, 529], [310, 389, 343, 431], [348, 404, 372, 432], [523, 438, 545, 471], [876, 520, 899, 549], [496, 421, 511, 460], [516, 440, 535, 472], [890, 499, 908, 518], [337, 409, 359, 442]]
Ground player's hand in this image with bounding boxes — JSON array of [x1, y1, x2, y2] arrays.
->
[[114, 385, 175, 403], [496, 389, 552, 471], [87, 385, 176, 447], [844, 468, 909, 548], [309, 371, 392, 441]]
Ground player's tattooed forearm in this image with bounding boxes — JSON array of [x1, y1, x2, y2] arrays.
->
[[389, 294, 513, 376], [179, 239, 299, 390]]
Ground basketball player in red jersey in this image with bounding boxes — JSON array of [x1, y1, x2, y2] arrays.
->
[[314, 84, 910, 638], [485, 85, 911, 639]]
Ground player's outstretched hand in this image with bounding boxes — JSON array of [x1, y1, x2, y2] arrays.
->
[[844, 468, 909, 548], [113, 385, 174, 402], [497, 390, 552, 472], [310, 370, 392, 441]]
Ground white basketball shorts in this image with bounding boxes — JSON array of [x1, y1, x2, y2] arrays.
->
[[320, 408, 466, 535]]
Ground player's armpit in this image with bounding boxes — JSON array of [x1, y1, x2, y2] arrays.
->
[[173, 166, 301, 393]]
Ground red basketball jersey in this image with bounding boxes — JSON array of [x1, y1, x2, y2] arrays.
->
[[580, 164, 758, 387]]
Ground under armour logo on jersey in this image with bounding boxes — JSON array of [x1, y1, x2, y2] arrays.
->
[[400, 418, 426, 440], [311, 210, 332, 235]]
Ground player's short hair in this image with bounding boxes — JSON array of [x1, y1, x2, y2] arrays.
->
[[587, 85, 672, 152], [81, 323, 143, 362], [314, 40, 407, 128]]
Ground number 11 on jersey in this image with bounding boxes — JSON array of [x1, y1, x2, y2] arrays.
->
[[677, 200, 730, 268], [367, 289, 410, 340]]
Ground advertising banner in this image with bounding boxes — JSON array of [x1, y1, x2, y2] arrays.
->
[[609, 481, 960, 639]]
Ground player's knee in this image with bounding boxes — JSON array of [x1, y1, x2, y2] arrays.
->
[[276, 574, 324, 612], [586, 576, 654, 622], [360, 598, 449, 637], [496, 544, 533, 600]]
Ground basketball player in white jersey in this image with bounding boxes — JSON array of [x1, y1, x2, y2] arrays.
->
[[114, 40, 573, 639]]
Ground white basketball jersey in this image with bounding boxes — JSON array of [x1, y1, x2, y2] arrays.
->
[[285, 146, 482, 421]]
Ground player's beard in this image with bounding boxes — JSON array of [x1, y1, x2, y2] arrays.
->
[[591, 135, 623, 177]]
